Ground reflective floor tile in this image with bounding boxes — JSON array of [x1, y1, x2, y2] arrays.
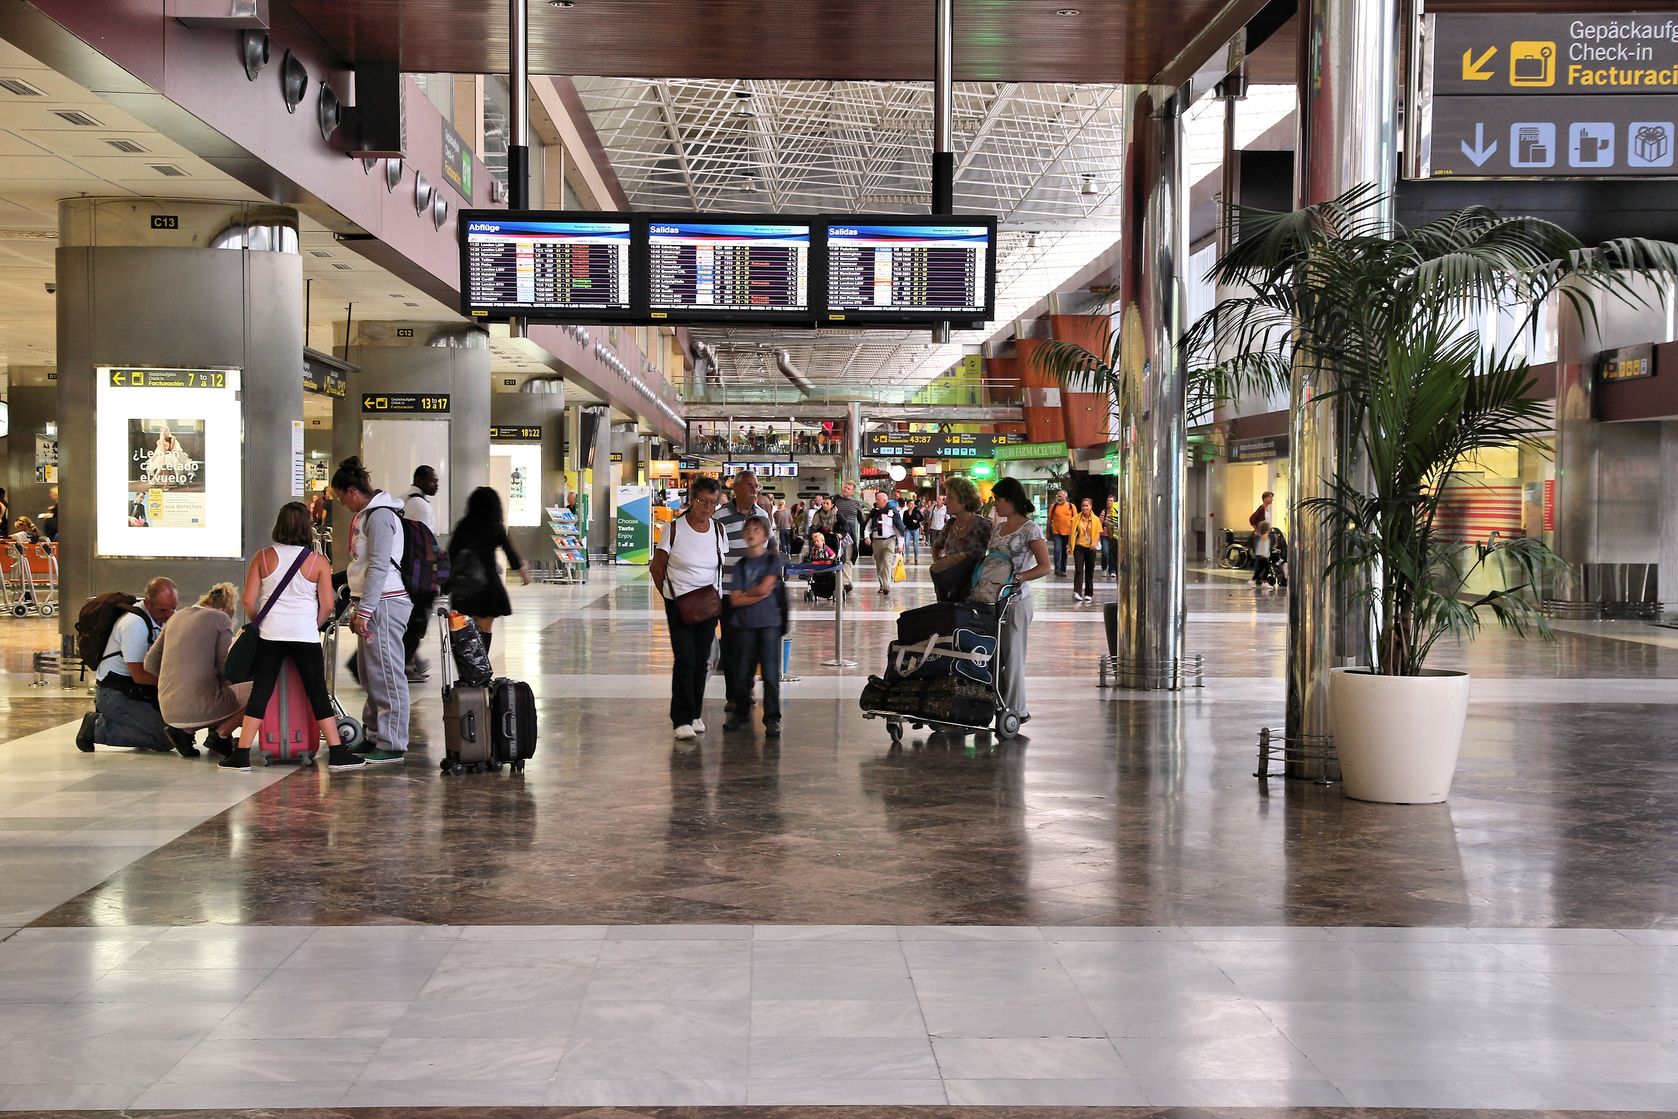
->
[[1140, 1077, 1352, 1106], [0, 1082, 147, 1109], [417, 964, 588, 1003], [1116, 1035, 1323, 1081], [557, 1034, 750, 1080], [945, 1077, 1148, 1105], [359, 1035, 564, 1081], [157, 1037, 379, 1083], [585, 964, 751, 1002], [73, 967, 273, 1003], [931, 1036, 1127, 1080], [748, 1036, 938, 1080], [746, 1078, 948, 1104], [919, 994, 1104, 1038], [340, 1078, 552, 1106], [250, 965, 436, 1004], [132, 1080, 352, 1109], [33, 998, 238, 1041], [387, 998, 580, 1039], [546, 1078, 749, 1105], [572, 998, 750, 1038], [206, 1000, 410, 1040], [1090, 994, 1282, 1041], [0, 1036, 197, 1084], [749, 999, 926, 1038], [751, 924, 900, 941]]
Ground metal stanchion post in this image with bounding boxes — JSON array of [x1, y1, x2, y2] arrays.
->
[[822, 572, 856, 668]]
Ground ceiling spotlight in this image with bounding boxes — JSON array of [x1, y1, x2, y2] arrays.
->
[[1055, 7, 1081, 14], [1080, 173, 1098, 195], [1027, 231, 1040, 248], [316, 82, 342, 142], [384, 157, 403, 192], [414, 172, 433, 215]]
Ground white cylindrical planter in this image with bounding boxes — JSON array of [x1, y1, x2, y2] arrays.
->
[[1329, 668, 1471, 804]]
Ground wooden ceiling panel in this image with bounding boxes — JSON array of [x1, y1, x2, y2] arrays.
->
[[285, 0, 1272, 84]]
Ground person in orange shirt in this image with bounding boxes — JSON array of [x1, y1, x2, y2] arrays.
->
[[1069, 497, 1104, 602], [1048, 489, 1075, 576]]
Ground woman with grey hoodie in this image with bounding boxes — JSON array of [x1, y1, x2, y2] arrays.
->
[[333, 457, 411, 763]]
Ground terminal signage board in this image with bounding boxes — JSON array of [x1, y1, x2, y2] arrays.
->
[[1412, 11, 1678, 178], [1600, 342, 1654, 381], [95, 366, 243, 559], [441, 119, 473, 202], [866, 431, 1009, 459], [490, 425, 543, 441], [361, 393, 450, 413]]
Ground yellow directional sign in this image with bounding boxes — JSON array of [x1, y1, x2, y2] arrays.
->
[[1462, 45, 1497, 81], [364, 395, 389, 411]]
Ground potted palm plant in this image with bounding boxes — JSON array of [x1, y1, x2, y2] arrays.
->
[[1186, 184, 1678, 802]]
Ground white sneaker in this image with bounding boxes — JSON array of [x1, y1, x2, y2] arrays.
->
[[691, 718, 706, 734], [674, 724, 697, 741]]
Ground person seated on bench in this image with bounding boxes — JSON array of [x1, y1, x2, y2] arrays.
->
[[75, 577, 198, 757], [143, 582, 252, 758]]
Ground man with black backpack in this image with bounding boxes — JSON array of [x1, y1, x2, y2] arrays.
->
[[401, 465, 441, 683], [334, 457, 411, 765], [74, 577, 198, 757]]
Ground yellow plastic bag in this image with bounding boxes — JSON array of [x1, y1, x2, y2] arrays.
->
[[893, 554, 907, 582]]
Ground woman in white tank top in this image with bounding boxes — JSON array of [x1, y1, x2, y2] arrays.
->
[[223, 502, 362, 773]]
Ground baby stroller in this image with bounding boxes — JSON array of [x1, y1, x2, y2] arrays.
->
[[803, 558, 839, 603]]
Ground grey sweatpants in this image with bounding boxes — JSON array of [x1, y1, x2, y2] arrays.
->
[[1000, 592, 1034, 720], [359, 595, 412, 753]]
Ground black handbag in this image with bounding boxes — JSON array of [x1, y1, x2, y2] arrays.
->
[[446, 548, 490, 600], [930, 552, 981, 602], [224, 547, 311, 684]]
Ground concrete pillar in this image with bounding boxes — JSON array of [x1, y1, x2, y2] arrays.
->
[[1112, 86, 1189, 690], [1285, 0, 1399, 771], [490, 380, 566, 568], [844, 401, 863, 486], [3, 368, 57, 529], [55, 197, 303, 642], [333, 322, 491, 542], [582, 406, 611, 554]]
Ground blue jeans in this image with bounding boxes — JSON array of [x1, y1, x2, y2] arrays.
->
[[904, 529, 921, 564], [1052, 533, 1069, 575], [726, 624, 782, 723]]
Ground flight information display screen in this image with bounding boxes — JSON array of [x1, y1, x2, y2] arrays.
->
[[645, 219, 812, 318], [460, 213, 634, 319], [824, 220, 995, 322]]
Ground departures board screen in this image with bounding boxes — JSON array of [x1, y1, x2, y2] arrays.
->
[[460, 212, 635, 320], [645, 218, 813, 320], [823, 218, 995, 323]]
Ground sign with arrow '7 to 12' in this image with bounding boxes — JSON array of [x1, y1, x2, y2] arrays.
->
[[1408, 11, 1678, 179]]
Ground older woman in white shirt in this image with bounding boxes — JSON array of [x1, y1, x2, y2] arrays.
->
[[649, 475, 726, 741]]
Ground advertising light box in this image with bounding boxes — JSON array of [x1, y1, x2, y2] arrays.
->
[[645, 216, 814, 321], [460, 211, 635, 321], [490, 442, 544, 528], [96, 367, 243, 559], [824, 217, 996, 323]]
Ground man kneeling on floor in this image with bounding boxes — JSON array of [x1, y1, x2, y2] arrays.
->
[[76, 576, 199, 757]]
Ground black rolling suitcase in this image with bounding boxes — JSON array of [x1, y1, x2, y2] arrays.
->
[[438, 609, 520, 775], [489, 677, 537, 772], [896, 600, 995, 644]]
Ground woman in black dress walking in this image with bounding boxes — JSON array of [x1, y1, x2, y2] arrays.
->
[[448, 487, 532, 655]]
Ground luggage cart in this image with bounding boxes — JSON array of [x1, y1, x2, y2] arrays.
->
[[2, 541, 57, 617], [862, 584, 1023, 742], [321, 587, 365, 751]]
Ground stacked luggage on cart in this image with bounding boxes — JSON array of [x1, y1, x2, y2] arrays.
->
[[860, 593, 1022, 740], [438, 609, 537, 775]]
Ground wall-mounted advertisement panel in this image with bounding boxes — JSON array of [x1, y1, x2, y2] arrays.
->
[[490, 442, 544, 528], [96, 367, 243, 558], [615, 485, 653, 565]]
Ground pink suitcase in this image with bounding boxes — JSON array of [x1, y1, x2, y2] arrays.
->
[[256, 660, 320, 765]]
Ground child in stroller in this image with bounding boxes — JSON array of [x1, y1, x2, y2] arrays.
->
[[803, 532, 839, 603]]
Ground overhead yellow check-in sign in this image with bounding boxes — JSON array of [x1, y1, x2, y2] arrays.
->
[[1435, 13, 1678, 96]]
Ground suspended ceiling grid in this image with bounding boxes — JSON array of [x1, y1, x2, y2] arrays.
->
[[574, 77, 1296, 393]]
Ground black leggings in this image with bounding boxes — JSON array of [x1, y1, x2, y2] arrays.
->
[[243, 637, 334, 720]]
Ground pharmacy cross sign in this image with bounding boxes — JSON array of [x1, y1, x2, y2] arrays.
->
[[1410, 11, 1678, 179]]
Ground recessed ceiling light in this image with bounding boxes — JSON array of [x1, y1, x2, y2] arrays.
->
[[1055, 7, 1081, 14]]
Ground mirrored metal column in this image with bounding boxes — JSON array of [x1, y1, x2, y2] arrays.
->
[[1285, 0, 1398, 775], [1114, 86, 1189, 689]]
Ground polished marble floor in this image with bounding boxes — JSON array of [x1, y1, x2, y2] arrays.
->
[[1, 565, 1676, 1112]]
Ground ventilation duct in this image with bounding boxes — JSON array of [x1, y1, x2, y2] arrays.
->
[[775, 349, 815, 396]]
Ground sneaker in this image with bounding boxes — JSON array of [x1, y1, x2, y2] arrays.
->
[[723, 717, 750, 732], [206, 734, 235, 759], [171, 733, 201, 759], [351, 741, 378, 755], [405, 666, 430, 683], [218, 747, 252, 771], [327, 746, 368, 771], [75, 712, 96, 753], [724, 700, 736, 713], [765, 721, 781, 738], [360, 749, 406, 765], [691, 718, 706, 734], [674, 723, 697, 741]]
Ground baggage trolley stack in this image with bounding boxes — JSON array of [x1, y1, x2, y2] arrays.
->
[[860, 584, 1023, 743], [2, 541, 57, 618]]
